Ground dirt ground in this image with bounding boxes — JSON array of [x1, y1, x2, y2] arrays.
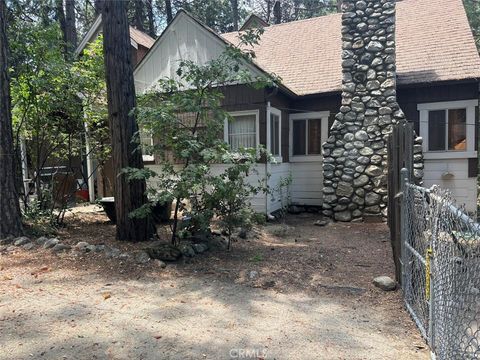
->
[[0, 207, 429, 360]]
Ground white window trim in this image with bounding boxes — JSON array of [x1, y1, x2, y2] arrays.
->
[[289, 111, 330, 162], [418, 100, 477, 160], [267, 103, 282, 163], [224, 109, 260, 152], [141, 131, 155, 162]]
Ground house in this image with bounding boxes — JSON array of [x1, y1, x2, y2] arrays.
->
[[135, 0, 480, 215], [74, 16, 155, 201]]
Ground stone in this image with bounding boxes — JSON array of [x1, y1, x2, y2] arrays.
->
[[334, 211, 352, 222], [146, 244, 182, 261], [153, 259, 167, 268], [366, 80, 380, 90], [336, 182, 354, 197], [43, 238, 59, 249], [192, 243, 208, 254], [353, 175, 369, 187], [105, 246, 122, 258], [366, 41, 384, 52], [23, 243, 35, 251], [365, 192, 381, 206], [135, 251, 151, 264], [178, 243, 196, 257], [365, 165, 382, 177], [249, 270, 258, 280], [36, 236, 49, 245], [52, 243, 71, 252], [359, 147, 374, 156], [75, 241, 90, 251], [373, 276, 396, 291], [354, 130, 368, 141], [314, 219, 329, 227], [14, 237, 30, 246]]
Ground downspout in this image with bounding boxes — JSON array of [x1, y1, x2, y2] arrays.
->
[[266, 101, 271, 215]]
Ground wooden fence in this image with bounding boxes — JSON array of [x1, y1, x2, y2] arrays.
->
[[387, 120, 414, 283]]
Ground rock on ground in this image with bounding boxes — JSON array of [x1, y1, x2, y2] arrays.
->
[[52, 244, 71, 252], [43, 238, 59, 249], [373, 276, 396, 291], [14, 237, 30, 246]]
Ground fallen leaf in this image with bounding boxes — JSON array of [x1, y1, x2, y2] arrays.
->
[[2, 275, 12, 281], [153, 335, 162, 339], [102, 292, 111, 300]]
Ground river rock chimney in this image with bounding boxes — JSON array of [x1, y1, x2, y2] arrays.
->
[[322, 0, 406, 221]]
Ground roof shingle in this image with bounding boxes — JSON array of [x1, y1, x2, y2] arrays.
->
[[222, 0, 480, 96]]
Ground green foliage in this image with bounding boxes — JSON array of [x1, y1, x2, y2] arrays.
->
[[128, 29, 276, 245], [464, 0, 480, 50], [8, 18, 107, 226]]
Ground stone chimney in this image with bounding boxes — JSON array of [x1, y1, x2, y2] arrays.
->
[[322, 0, 406, 221]]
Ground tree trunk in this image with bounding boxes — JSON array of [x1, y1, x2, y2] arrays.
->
[[146, 0, 155, 37], [0, 0, 23, 238], [134, 0, 145, 31], [102, 0, 153, 242], [65, 0, 77, 54], [273, 0, 281, 24], [230, 0, 238, 31], [165, 0, 173, 24]]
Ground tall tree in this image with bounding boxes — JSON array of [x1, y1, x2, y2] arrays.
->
[[102, 0, 153, 242], [230, 0, 239, 30], [65, 0, 78, 52], [133, 0, 145, 31], [146, 0, 156, 36], [165, 0, 173, 24], [0, 0, 23, 238], [273, 0, 281, 24]]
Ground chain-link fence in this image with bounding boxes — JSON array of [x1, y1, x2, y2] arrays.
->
[[401, 168, 480, 359]]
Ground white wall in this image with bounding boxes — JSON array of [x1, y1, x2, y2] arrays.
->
[[266, 162, 291, 213], [146, 163, 269, 214], [290, 161, 323, 206], [423, 159, 477, 213]]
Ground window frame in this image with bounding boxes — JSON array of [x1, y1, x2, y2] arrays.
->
[[140, 129, 155, 162], [289, 111, 330, 162], [418, 100, 477, 160], [267, 105, 282, 162], [224, 109, 260, 152]]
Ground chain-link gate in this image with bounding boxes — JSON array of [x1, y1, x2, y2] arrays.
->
[[400, 168, 480, 359]]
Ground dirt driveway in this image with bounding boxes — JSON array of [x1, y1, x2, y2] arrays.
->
[[0, 210, 428, 359]]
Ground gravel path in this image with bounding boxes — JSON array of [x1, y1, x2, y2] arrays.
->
[[0, 212, 429, 360]]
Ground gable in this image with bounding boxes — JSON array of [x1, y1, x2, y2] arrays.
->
[[134, 11, 265, 94]]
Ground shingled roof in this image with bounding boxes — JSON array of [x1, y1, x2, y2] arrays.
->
[[222, 0, 480, 96]]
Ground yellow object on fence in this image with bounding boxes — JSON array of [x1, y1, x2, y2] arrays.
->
[[425, 247, 432, 301]]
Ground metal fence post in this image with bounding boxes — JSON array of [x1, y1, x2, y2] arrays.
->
[[400, 167, 408, 289]]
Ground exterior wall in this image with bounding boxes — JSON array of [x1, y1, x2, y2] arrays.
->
[[133, 12, 263, 94], [423, 159, 477, 213], [290, 162, 323, 206], [146, 164, 268, 213]]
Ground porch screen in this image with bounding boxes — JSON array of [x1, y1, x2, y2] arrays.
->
[[228, 114, 256, 151]]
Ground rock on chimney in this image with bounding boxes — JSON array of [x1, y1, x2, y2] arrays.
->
[[322, 0, 406, 222]]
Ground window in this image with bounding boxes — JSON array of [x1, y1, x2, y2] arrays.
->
[[269, 107, 281, 158], [225, 111, 259, 151], [418, 100, 477, 159], [427, 109, 466, 151], [292, 118, 322, 156], [140, 129, 154, 162]]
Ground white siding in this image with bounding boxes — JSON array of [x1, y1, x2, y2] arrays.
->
[[146, 164, 268, 214], [266, 162, 291, 213], [134, 12, 262, 94], [423, 158, 477, 213], [290, 161, 323, 206]]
